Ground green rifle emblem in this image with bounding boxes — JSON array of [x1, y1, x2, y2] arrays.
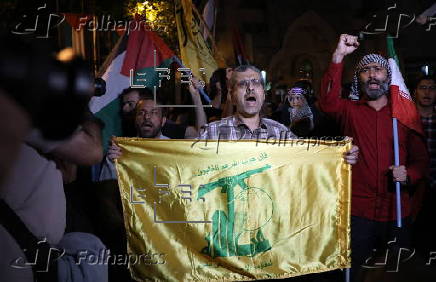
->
[[198, 164, 273, 257]]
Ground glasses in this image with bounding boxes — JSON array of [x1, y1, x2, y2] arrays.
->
[[236, 79, 263, 88], [417, 85, 436, 91], [359, 66, 385, 74]]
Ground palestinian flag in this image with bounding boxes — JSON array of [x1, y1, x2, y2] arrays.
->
[[89, 21, 176, 151], [387, 37, 424, 136]]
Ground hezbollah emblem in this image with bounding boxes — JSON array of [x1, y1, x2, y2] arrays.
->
[[198, 165, 274, 257]]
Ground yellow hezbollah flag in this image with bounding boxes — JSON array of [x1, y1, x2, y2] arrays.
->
[[115, 138, 351, 281], [175, 0, 218, 82]]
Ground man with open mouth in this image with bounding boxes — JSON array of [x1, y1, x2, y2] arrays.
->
[[198, 64, 359, 165], [320, 34, 429, 281], [107, 96, 169, 164]]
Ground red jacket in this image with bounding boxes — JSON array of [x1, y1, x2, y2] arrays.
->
[[320, 62, 428, 221]]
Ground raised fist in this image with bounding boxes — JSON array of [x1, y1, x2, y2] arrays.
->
[[332, 34, 360, 63]]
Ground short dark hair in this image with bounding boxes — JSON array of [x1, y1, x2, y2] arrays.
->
[[135, 94, 167, 117], [415, 75, 436, 89], [120, 87, 152, 99], [229, 65, 264, 88]]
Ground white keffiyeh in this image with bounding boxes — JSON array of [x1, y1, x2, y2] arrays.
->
[[350, 53, 392, 100]]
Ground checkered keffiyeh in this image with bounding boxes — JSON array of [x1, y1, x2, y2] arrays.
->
[[287, 87, 313, 126], [349, 54, 392, 100]]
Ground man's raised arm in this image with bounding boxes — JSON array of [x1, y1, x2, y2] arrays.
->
[[319, 34, 360, 115]]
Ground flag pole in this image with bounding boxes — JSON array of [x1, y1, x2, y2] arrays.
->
[[191, 3, 218, 53], [173, 56, 211, 104], [387, 36, 402, 228], [392, 117, 402, 227], [213, 0, 218, 41], [345, 268, 350, 282]]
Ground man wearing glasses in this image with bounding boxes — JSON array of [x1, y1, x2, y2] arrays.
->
[[198, 65, 290, 141], [198, 64, 359, 164]]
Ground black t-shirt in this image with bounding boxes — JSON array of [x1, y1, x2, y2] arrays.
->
[[162, 122, 187, 139]]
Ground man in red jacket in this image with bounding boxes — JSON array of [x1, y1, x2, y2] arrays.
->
[[320, 34, 428, 280]]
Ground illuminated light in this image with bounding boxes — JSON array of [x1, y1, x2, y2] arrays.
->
[[421, 65, 429, 75], [57, 47, 74, 62], [261, 71, 267, 87], [135, 2, 146, 14], [126, 1, 177, 52], [130, 1, 161, 24]]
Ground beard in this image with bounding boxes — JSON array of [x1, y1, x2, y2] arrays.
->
[[137, 121, 161, 138], [361, 79, 389, 100]]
